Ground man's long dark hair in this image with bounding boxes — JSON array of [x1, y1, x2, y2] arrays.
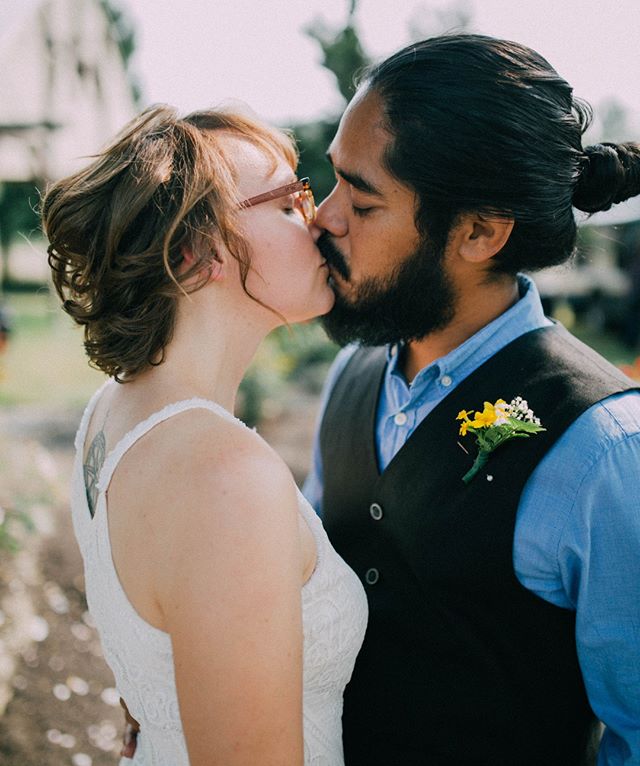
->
[[362, 34, 640, 276]]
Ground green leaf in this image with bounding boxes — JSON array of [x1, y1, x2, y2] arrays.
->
[[507, 417, 546, 434]]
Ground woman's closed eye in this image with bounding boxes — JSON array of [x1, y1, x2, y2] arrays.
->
[[282, 196, 298, 215], [352, 204, 374, 217]]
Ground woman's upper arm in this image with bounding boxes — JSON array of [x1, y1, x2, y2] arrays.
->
[[160, 436, 304, 766]]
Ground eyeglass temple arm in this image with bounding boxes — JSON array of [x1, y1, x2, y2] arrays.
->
[[241, 178, 310, 208]]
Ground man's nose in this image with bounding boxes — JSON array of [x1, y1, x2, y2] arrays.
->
[[314, 189, 348, 239]]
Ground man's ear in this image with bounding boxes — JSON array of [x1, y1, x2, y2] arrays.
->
[[456, 213, 514, 264]]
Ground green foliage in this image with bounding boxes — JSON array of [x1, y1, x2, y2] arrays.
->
[[305, 20, 369, 104], [99, 0, 142, 105], [289, 1, 369, 201], [293, 0, 476, 202], [0, 182, 41, 250], [0, 182, 42, 289], [0, 507, 35, 554], [0, 430, 67, 558], [238, 322, 338, 427], [294, 120, 341, 204], [0, 291, 105, 407], [305, 0, 369, 104]]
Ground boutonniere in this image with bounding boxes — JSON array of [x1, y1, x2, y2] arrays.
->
[[456, 397, 545, 484]]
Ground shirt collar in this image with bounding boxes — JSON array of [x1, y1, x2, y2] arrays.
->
[[385, 274, 551, 390]]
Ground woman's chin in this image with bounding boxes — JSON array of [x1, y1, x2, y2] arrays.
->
[[287, 291, 335, 325], [316, 288, 337, 318]]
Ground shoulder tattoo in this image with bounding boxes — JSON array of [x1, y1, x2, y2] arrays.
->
[[84, 430, 106, 518]]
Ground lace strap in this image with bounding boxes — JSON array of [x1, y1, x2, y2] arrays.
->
[[74, 379, 112, 453], [96, 398, 247, 494]]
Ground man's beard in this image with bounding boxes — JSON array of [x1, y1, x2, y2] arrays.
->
[[317, 231, 457, 347]]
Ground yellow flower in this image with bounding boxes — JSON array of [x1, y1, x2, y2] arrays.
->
[[470, 401, 498, 429], [456, 396, 545, 484]]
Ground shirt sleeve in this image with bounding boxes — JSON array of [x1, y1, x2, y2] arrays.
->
[[515, 392, 640, 765], [302, 344, 359, 516]]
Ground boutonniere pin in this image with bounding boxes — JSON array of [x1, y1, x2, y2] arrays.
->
[[456, 397, 545, 484]]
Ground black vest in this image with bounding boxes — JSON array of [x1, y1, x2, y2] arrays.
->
[[320, 325, 636, 766]]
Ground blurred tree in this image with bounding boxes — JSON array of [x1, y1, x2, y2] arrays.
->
[[0, 182, 42, 290], [294, 0, 369, 201], [580, 96, 638, 147], [598, 98, 633, 144], [293, 0, 474, 203], [99, 0, 143, 106], [304, 0, 369, 103], [294, 119, 343, 204]]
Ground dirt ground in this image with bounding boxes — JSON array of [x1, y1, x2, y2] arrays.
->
[[0, 390, 319, 765]]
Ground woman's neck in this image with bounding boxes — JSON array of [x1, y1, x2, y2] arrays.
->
[[126, 292, 273, 413]]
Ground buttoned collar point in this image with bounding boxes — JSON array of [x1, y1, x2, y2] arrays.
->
[[384, 275, 551, 398]]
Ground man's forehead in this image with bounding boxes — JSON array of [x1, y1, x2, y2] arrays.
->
[[328, 91, 392, 193], [332, 91, 388, 151]]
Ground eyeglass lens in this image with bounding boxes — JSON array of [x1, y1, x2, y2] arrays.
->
[[295, 188, 316, 223]]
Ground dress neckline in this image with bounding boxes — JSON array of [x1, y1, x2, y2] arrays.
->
[[79, 381, 248, 501]]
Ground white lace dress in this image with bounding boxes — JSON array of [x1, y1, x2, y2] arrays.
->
[[70, 384, 368, 766]]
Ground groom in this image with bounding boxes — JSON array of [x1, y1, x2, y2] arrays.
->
[[121, 34, 640, 765], [304, 35, 640, 766]]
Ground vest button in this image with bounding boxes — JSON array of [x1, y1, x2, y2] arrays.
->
[[369, 502, 383, 521], [365, 567, 380, 585], [440, 374, 453, 387]]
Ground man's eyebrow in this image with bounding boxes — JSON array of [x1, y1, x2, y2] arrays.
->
[[326, 151, 383, 197]]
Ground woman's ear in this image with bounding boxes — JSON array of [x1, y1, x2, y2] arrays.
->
[[180, 243, 224, 282], [207, 255, 223, 282], [456, 213, 514, 264], [180, 244, 196, 269]]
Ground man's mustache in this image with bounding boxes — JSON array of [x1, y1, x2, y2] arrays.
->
[[317, 232, 350, 281]]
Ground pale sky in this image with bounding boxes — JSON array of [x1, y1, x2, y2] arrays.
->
[[122, 0, 640, 134]]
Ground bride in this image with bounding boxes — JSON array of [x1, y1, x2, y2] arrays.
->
[[43, 105, 368, 765]]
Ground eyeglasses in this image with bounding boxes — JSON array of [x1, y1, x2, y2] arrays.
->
[[239, 177, 316, 224]]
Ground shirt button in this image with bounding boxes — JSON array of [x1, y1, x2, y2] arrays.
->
[[440, 374, 453, 387], [365, 568, 380, 585], [393, 412, 408, 426], [369, 502, 383, 521]]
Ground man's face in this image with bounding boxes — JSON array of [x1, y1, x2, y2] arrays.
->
[[315, 89, 457, 347]]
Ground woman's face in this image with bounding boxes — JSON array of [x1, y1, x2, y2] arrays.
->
[[224, 136, 334, 325]]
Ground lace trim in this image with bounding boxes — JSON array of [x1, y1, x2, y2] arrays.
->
[[96, 397, 248, 494], [74, 378, 111, 453], [298, 490, 325, 592]]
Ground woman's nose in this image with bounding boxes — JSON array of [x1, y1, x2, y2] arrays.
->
[[309, 221, 323, 242]]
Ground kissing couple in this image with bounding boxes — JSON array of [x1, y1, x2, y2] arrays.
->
[[44, 34, 640, 766]]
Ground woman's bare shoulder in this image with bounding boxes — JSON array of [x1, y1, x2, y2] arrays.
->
[[147, 410, 303, 616], [124, 407, 299, 534], [165, 407, 295, 493]]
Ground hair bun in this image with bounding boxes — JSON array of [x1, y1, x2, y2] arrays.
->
[[573, 141, 640, 213]]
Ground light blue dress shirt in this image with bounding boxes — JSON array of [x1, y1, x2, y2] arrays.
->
[[303, 275, 640, 765]]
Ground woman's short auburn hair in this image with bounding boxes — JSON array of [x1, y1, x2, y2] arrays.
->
[[43, 104, 298, 381]]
